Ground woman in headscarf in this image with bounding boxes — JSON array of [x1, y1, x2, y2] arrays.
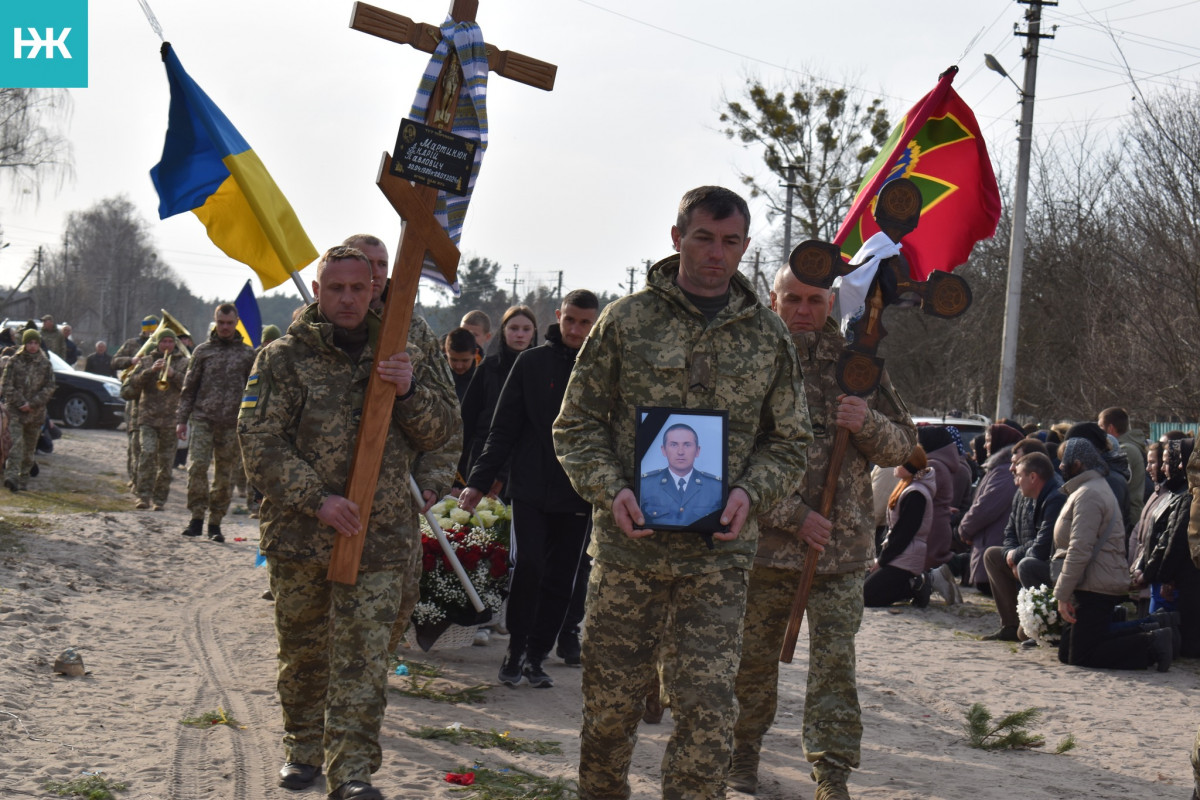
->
[[957, 424, 1025, 594], [865, 446, 940, 607]]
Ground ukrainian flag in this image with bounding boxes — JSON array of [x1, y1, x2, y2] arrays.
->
[[234, 279, 262, 348], [150, 43, 317, 291]]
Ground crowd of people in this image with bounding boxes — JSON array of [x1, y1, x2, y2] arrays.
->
[[4, 187, 1200, 800]]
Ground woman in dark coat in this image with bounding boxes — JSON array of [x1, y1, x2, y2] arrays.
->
[[456, 305, 538, 495], [958, 424, 1024, 592]]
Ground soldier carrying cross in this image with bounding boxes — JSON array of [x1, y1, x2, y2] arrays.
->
[[238, 3, 557, 798]]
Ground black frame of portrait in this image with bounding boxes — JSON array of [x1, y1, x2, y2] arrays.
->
[[634, 406, 729, 533]]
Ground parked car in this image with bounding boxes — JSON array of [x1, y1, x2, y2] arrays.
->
[[911, 414, 991, 443], [43, 349, 125, 429]]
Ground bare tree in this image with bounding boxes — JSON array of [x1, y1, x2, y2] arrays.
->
[[0, 88, 73, 200]]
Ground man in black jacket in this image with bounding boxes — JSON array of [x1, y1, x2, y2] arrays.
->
[[458, 289, 600, 689], [982, 449, 1065, 641]]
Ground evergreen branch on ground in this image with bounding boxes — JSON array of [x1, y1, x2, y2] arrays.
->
[[964, 703, 1046, 750], [448, 765, 578, 799], [410, 725, 561, 754], [44, 773, 128, 799]]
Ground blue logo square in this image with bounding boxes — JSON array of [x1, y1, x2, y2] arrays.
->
[[0, 0, 88, 88]]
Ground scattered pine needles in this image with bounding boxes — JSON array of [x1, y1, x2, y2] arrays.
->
[[448, 765, 578, 799], [44, 773, 128, 799], [411, 724, 561, 755], [179, 707, 244, 729]]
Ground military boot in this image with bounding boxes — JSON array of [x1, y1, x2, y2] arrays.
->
[[207, 523, 224, 543], [726, 749, 759, 794], [182, 518, 203, 537], [813, 769, 852, 800]]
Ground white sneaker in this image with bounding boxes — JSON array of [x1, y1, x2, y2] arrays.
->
[[473, 628, 490, 646], [930, 563, 962, 605]]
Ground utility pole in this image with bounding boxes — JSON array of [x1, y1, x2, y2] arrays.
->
[[993, 0, 1056, 421], [626, 265, 636, 295], [782, 163, 798, 263], [556, 270, 563, 302], [509, 264, 522, 300]]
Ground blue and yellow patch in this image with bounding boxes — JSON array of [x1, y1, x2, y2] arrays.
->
[[241, 395, 258, 409]]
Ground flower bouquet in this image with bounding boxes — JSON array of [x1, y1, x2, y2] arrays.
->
[[1016, 584, 1062, 644], [406, 495, 512, 651]]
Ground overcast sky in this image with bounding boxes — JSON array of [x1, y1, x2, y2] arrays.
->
[[2, 0, 1197, 314]]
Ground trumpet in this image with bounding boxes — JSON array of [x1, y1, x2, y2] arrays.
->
[[156, 353, 172, 391]]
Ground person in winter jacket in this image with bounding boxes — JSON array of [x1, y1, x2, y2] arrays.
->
[[457, 305, 538, 496], [865, 446, 938, 607], [958, 424, 1024, 592], [1053, 437, 1171, 671], [459, 291, 600, 689]]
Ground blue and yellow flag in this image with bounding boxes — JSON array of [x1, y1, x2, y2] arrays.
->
[[234, 279, 262, 348], [150, 43, 317, 291]]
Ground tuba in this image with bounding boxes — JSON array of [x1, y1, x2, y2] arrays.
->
[[119, 310, 193, 382]]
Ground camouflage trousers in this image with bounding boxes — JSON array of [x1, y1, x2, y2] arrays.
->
[[387, 552, 424, 652], [136, 425, 176, 505], [733, 567, 863, 783], [579, 561, 748, 800], [124, 400, 141, 481], [268, 556, 408, 789], [186, 419, 239, 524], [5, 412, 43, 486]]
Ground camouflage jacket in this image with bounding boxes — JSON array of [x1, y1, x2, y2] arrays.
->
[[176, 330, 256, 427], [38, 328, 67, 360], [406, 313, 462, 500], [112, 335, 150, 371], [238, 304, 458, 570], [756, 320, 916, 574], [1187, 445, 1200, 569], [130, 352, 188, 429], [1, 346, 55, 424], [553, 255, 812, 576]]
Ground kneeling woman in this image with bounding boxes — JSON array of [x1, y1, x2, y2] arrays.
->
[[865, 446, 937, 608]]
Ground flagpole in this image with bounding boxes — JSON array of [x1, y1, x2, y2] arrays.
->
[[289, 270, 314, 304]]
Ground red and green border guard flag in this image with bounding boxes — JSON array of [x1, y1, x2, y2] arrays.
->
[[833, 66, 1001, 280]]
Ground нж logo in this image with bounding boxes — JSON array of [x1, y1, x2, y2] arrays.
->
[[0, 1, 87, 88], [14, 28, 74, 60]]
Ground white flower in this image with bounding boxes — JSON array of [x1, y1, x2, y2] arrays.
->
[[430, 500, 450, 516], [450, 508, 472, 525], [436, 517, 455, 530], [477, 510, 497, 527]]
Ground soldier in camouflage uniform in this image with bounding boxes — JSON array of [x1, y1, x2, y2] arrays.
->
[[340, 233, 462, 654], [728, 266, 916, 800], [37, 315, 67, 360], [1188, 446, 1200, 800], [175, 303, 256, 542], [128, 329, 188, 510], [552, 186, 811, 800], [239, 246, 458, 800], [1, 329, 55, 491], [112, 316, 159, 484]]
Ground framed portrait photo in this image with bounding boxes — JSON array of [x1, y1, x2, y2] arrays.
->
[[635, 407, 729, 533]]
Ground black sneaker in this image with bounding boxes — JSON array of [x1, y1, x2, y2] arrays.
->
[[498, 650, 525, 687], [182, 518, 203, 537], [556, 633, 581, 666], [911, 571, 932, 608], [207, 524, 224, 543], [4, 478, 17, 493], [524, 656, 554, 688]]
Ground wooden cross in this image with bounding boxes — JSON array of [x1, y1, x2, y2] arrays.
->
[[328, 0, 557, 584], [778, 177, 971, 662]]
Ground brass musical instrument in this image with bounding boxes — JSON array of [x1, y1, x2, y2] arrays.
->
[[119, 310, 193, 382], [156, 353, 173, 391]]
